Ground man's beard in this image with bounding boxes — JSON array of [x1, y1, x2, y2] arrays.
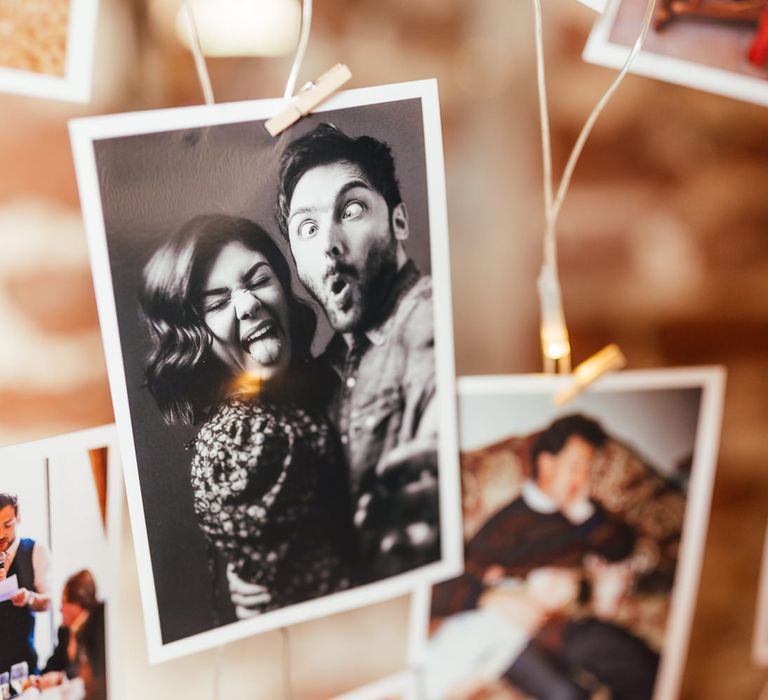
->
[[303, 237, 399, 334]]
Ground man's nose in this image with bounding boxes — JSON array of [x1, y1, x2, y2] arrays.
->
[[232, 288, 261, 320], [323, 220, 347, 259]]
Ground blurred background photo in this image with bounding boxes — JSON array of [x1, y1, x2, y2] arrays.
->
[[0, 429, 117, 699], [423, 371, 719, 699]]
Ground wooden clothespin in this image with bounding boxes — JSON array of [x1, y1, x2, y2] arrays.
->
[[265, 63, 352, 137], [554, 343, 627, 405]]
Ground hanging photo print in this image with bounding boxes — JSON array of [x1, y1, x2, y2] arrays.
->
[[0, 0, 99, 102], [583, 0, 768, 107], [0, 425, 122, 700], [413, 368, 725, 700], [70, 80, 462, 661]]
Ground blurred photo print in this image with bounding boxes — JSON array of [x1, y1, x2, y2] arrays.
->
[[415, 368, 725, 700], [70, 80, 462, 661], [0, 425, 121, 700], [583, 0, 768, 106], [0, 0, 99, 102]]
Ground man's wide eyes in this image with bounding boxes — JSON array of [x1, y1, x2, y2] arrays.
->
[[297, 220, 319, 239], [342, 201, 364, 220]]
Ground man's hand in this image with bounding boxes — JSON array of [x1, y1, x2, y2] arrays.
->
[[354, 440, 441, 577], [32, 672, 65, 690], [375, 438, 438, 481], [0, 567, 6, 583], [585, 555, 633, 619], [11, 587, 31, 607], [226, 564, 270, 620], [479, 585, 545, 634], [481, 564, 506, 587]]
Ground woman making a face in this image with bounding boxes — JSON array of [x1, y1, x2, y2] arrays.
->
[[140, 214, 356, 619]]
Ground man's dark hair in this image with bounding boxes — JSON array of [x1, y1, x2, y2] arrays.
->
[[0, 493, 18, 515], [275, 123, 402, 238], [530, 414, 607, 480], [64, 569, 98, 612]]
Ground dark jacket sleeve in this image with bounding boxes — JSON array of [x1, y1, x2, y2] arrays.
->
[[41, 627, 74, 676]]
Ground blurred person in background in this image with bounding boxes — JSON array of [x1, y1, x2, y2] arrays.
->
[[37, 568, 106, 700]]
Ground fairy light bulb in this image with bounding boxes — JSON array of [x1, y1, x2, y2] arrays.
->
[[538, 264, 572, 371], [542, 331, 571, 361], [176, 0, 302, 57]]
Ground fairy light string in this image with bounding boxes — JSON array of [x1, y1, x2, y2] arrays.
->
[[532, 0, 657, 372], [183, 0, 215, 105], [284, 0, 313, 98]]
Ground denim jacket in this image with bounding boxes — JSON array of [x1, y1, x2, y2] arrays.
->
[[323, 260, 437, 499]]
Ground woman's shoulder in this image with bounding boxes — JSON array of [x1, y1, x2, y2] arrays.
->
[[193, 394, 326, 454]]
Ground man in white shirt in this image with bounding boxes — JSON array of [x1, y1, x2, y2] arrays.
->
[[0, 492, 52, 675]]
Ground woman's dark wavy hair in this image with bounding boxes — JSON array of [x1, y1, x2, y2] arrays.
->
[[140, 214, 316, 426]]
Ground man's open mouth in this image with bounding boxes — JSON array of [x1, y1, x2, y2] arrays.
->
[[328, 274, 353, 306], [331, 277, 347, 295]]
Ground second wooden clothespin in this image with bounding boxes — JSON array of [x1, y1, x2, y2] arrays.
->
[[554, 343, 627, 406], [265, 63, 352, 137]]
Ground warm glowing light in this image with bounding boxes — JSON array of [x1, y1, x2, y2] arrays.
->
[[176, 0, 302, 58], [541, 318, 571, 361], [230, 371, 263, 398], [543, 337, 571, 361]]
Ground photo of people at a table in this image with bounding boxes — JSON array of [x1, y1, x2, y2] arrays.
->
[[0, 438, 115, 700]]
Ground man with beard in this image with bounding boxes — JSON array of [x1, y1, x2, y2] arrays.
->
[[275, 123, 439, 580], [0, 492, 52, 676]]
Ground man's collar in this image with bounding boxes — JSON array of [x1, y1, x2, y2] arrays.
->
[[363, 259, 421, 345], [521, 480, 560, 514], [521, 481, 596, 524], [2, 536, 20, 568]]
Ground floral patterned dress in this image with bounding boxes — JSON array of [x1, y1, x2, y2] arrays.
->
[[190, 395, 356, 612]]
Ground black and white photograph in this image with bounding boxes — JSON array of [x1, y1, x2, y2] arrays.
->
[[70, 80, 462, 661], [413, 369, 724, 700], [583, 0, 768, 106], [0, 425, 122, 700], [0, 0, 99, 102]]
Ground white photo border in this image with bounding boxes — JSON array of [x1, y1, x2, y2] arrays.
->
[[69, 79, 463, 663], [0, 424, 124, 700], [328, 670, 416, 700], [577, 0, 609, 13], [0, 0, 99, 103], [583, 0, 768, 107], [753, 520, 768, 667], [411, 367, 726, 700]]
